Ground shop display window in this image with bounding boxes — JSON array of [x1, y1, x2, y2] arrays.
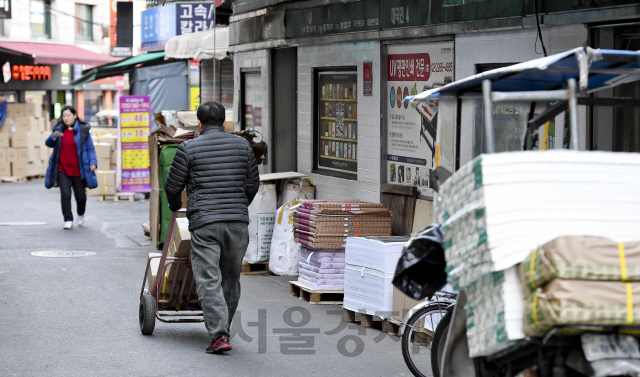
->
[[315, 70, 358, 177]]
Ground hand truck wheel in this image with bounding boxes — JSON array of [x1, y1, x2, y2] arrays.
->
[[139, 294, 156, 335]]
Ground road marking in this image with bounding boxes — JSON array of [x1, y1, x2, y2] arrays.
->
[[0, 222, 48, 226], [31, 250, 96, 258]]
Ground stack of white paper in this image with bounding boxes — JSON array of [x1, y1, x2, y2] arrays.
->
[[436, 150, 640, 357], [343, 236, 409, 316]]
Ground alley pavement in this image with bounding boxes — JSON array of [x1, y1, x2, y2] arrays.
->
[[0, 179, 417, 377]]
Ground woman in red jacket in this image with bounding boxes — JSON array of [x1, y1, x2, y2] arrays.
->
[[45, 106, 97, 229]]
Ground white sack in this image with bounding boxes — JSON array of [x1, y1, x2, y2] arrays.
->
[[268, 200, 301, 276], [278, 179, 315, 207], [244, 183, 277, 264]]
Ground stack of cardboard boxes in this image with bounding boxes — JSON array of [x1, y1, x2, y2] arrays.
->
[[87, 135, 117, 196], [0, 103, 51, 178]]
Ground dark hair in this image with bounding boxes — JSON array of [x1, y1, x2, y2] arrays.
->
[[59, 105, 78, 130], [196, 101, 225, 128]]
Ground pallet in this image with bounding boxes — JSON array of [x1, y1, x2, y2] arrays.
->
[[289, 281, 344, 305], [0, 176, 27, 183], [99, 192, 136, 202], [342, 307, 402, 336], [241, 261, 270, 275]]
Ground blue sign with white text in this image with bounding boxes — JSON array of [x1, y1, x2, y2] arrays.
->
[[141, 3, 214, 51]]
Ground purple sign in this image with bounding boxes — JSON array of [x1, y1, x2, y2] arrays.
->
[[119, 95, 151, 193]]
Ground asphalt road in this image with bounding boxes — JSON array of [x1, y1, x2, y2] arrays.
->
[[0, 179, 419, 377]]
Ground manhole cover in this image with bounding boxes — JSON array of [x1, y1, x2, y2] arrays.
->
[[0, 222, 48, 226], [31, 250, 96, 258]]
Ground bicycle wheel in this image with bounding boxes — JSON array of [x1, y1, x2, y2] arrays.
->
[[401, 304, 447, 377], [430, 308, 453, 377]]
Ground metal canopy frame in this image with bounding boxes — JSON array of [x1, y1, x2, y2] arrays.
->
[[482, 78, 579, 153]]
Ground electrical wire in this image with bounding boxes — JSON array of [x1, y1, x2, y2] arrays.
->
[[534, 0, 548, 57]]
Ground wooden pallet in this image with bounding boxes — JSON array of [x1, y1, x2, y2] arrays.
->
[[99, 192, 136, 202], [342, 307, 402, 336], [0, 176, 27, 183], [289, 281, 344, 305], [241, 261, 270, 275]]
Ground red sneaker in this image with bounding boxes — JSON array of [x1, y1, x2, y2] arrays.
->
[[206, 336, 232, 354]]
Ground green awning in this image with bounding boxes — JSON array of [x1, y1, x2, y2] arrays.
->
[[71, 51, 165, 88]]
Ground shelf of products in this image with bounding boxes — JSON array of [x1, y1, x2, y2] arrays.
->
[[317, 72, 358, 173]]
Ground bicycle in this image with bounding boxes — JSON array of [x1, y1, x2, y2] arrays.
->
[[400, 290, 457, 377]]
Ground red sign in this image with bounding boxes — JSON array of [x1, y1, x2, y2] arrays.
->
[[387, 53, 431, 82], [363, 61, 372, 96], [12, 65, 51, 81]]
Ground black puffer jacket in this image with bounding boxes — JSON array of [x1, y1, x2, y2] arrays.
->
[[165, 125, 260, 230]]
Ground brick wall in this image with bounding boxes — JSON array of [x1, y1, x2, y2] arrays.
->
[[455, 24, 588, 166], [233, 49, 272, 175], [297, 41, 382, 203]]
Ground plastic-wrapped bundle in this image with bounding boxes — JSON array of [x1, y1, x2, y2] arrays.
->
[[269, 200, 302, 276]]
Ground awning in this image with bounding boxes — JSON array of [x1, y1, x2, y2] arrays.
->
[[164, 27, 229, 61], [407, 47, 640, 104], [71, 52, 165, 87], [0, 41, 119, 66]]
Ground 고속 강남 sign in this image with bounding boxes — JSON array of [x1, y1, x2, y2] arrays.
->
[[386, 42, 453, 197], [119, 95, 151, 193]]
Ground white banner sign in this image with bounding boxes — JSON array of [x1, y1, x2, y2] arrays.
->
[[386, 42, 454, 197]]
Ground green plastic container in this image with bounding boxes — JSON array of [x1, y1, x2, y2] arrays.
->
[[158, 144, 179, 247]]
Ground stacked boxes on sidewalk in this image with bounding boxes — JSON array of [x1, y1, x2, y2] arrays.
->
[[87, 135, 118, 196], [0, 103, 50, 177], [293, 200, 392, 290], [435, 151, 640, 357]]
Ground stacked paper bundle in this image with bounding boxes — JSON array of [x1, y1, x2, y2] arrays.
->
[[521, 236, 640, 337], [293, 200, 392, 250], [293, 200, 393, 291], [343, 236, 409, 316], [435, 151, 640, 357], [298, 246, 346, 290]]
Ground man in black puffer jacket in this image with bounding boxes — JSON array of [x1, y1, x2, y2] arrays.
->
[[165, 101, 259, 354]]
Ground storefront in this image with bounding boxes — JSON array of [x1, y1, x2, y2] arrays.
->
[[228, 0, 640, 205], [0, 41, 118, 123]]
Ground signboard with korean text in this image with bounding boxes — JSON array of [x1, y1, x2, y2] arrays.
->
[[363, 62, 372, 96], [386, 42, 453, 197], [141, 3, 214, 51], [119, 95, 151, 192]]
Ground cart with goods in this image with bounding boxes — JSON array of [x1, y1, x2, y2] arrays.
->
[[139, 209, 202, 335], [394, 47, 640, 377]]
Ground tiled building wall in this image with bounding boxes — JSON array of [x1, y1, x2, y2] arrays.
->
[[297, 41, 382, 203], [455, 24, 588, 166]]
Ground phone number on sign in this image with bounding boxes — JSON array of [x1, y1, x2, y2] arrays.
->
[[431, 62, 453, 73]]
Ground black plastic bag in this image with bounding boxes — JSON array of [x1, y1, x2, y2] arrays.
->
[[392, 223, 447, 300]]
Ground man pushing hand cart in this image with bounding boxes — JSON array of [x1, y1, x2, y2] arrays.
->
[[139, 101, 260, 354]]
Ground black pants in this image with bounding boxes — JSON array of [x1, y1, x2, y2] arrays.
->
[[58, 171, 86, 222]]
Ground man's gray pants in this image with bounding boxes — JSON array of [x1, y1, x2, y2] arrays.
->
[[190, 222, 249, 340]]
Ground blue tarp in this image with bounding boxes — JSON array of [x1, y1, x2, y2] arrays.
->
[[407, 47, 640, 103]]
